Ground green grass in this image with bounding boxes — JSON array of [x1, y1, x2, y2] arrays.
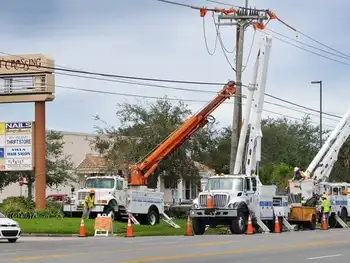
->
[[15, 218, 226, 236]]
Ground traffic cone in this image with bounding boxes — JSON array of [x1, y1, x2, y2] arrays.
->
[[207, 195, 213, 208], [185, 216, 194, 236], [321, 214, 328, 230], [246, 215, 254, 235], [78, 218, 87, 237], [274, 215, 281, 233], [125, 216, 135, 237]]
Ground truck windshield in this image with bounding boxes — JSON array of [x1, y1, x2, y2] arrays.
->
[[85, 178, 115, 189], [205, 178, 243, 191]]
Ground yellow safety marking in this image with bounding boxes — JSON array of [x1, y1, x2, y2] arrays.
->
[[117, 240, 350, 263], [6, 240, 235, 261]]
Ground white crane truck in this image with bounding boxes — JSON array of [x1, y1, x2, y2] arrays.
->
[[63, 73, 241, 228], [190, 35, 293, 235], [289, 107, 350, 228]]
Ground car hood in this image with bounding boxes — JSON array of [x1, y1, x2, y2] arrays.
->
[[0, 217, 18, 225]]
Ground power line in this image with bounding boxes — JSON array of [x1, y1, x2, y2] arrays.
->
[[0, 41, 342, 120], [54, 84, 335, 128], [9, 76, 339, 122]]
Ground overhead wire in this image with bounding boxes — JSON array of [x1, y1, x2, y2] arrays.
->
[[8, 76, 339, 125], [0, 50, 342, 120]]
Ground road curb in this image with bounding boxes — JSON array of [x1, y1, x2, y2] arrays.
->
[[21, 233, 120, 237], [22, 233, 80, 237]]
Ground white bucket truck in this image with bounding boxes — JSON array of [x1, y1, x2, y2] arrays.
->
[[190, 35, 291, 235], [63, 175, 165, 226]]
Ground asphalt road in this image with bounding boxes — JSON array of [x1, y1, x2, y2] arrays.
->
[[1, 229, 350, 263]]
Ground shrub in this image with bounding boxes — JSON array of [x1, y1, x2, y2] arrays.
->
[[165, 205, 191, 219], [0, 196, 63, 219]]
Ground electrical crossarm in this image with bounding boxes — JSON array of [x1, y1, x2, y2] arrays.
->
[[128, 81, 237, 186]]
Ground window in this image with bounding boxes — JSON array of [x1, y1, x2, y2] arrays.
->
[[245, 178, 251, 191], [85, 178, 115, 189], [252, 178, 257, 191], [205, 178, 243, 191], [116, 180, 123, 190]]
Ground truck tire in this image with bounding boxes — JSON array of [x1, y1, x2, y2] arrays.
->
[[328, 214, 337, 228], [308, 215, 317, 230], [229, 210, 247, 234], [192, 218, 206, 235], [340, 208, 348, 224], [146, 208, 160, 226], [103, 206, 116, 221]]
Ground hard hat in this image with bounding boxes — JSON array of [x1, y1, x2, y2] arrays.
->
[[322, 194, 327, 199], [294, 167, 299, 172], [90, 189, 95, 194]]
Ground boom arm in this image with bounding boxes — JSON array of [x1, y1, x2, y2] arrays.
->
[[129, 81, 237, 186], [304, 107, 350, 183], [233, 35, 273, 175]]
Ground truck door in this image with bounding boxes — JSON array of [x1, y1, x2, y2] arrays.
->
[[115, 179, 126, 206]]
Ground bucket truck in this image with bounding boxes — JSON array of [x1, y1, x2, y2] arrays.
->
[[289, 107, 350, 228], [190, 36, 293, 235], [63, 81, 237, 228]]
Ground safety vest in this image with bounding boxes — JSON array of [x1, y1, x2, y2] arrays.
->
[[84, 194, 94, 208], [301, 200, 306, 204], [321, 199, 331, 213]]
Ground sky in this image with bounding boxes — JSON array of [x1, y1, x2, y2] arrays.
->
[[0, 0, 349, 134]]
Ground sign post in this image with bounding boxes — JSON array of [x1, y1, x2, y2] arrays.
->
[[0, 53, 55, 209]]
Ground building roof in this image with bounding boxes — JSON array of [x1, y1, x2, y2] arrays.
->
[[75, 154, 214, 174]]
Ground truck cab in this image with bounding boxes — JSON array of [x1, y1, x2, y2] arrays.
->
[[63, 175, 129, 220]]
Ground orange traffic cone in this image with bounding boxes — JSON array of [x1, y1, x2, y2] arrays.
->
[[246, 215, 254, 235], [185, 216, 194, 236], [321, 214, 328, 230], [207, 195, 213, 209], [78, 218, 87, 237], [125, 216, 135, 237], [274, 216, 281, 233]]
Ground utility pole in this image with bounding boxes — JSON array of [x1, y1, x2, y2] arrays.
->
[[217, 3, 269, 174], [311, 80, 323, 148]]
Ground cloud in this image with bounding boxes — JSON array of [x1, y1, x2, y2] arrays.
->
[[0, 0, 348, 134]]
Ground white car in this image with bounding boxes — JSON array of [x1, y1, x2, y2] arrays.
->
[[0, 212, 21, 243]]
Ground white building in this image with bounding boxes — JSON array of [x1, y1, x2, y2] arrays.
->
[[0, 131, 214, 204]]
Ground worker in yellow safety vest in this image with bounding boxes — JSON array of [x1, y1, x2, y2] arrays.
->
[[82, 189, 95, 219], [320, 194, 331, 226]]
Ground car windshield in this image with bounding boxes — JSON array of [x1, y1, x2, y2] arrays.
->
[[85, 178, 115, 189], [0, 212, 6, 218], [205, 178, 243, 191]]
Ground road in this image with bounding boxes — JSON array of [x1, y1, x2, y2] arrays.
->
[[0, 229, 350, 263]]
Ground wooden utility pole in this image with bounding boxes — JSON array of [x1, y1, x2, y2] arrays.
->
[[217, 2, 269, 174]]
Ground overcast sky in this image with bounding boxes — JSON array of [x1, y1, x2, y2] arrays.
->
[[0, 0, 348, 133]]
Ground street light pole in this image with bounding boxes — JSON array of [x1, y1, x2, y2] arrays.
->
[[311, 80, 323, 148]]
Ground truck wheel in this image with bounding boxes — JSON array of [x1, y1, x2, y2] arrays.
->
[[308, 215, 317, 230], [146, 208, 159, 226], [340, 208, 348, 224], [103, 206, 116, 221], [229, 210, 247, 234], [328, 214, 337, 228], [192, 218, 206, 235]]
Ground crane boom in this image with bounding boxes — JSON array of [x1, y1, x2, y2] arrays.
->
[[305, 107, 350, 183], [128, 81, 237, 186]]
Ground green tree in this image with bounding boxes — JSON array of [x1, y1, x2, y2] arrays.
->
[[0, 131, 75, 198], [92, 98, 218, 188]]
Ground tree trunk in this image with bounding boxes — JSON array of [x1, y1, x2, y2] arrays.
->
[[27, 181, 33, 199]]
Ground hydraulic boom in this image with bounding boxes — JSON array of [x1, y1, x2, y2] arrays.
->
[[305, 107, 350, 183], [129, 81, 237, 186]]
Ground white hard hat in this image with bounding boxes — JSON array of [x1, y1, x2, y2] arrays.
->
[[294, 167, 299, 172]]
